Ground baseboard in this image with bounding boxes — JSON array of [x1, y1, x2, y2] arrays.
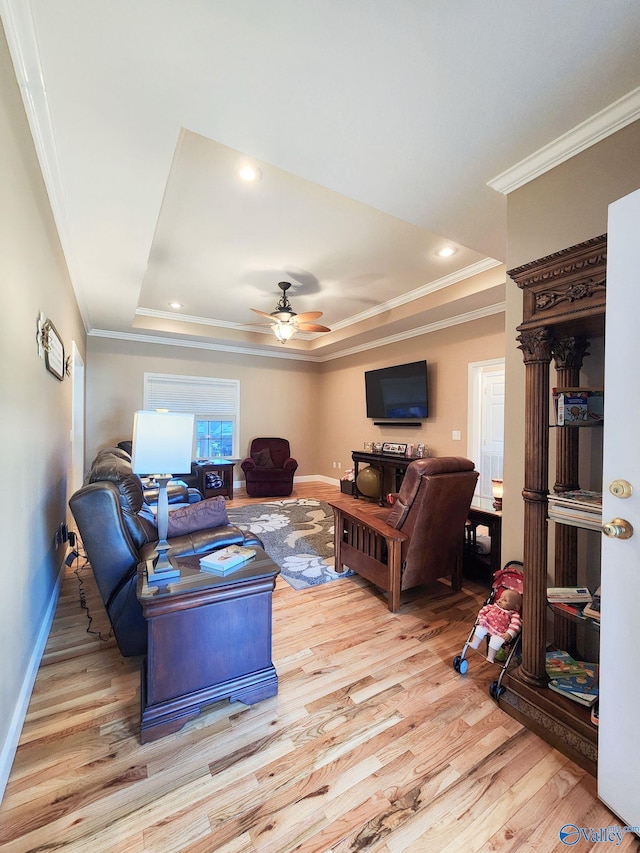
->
[[233, 474, 341, 489], [0, 561, 64, 804], [294, 474, 340, 486]]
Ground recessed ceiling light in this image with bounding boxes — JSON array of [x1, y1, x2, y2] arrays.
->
[[169, 301, 182, 309], [436, 246, 456, 258], [237, 164, 262, 182]]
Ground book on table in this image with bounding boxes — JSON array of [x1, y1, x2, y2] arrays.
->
[[199, 545, 257, 573]]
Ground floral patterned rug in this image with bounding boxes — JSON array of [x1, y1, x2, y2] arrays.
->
[[226, 498, 353, 589]]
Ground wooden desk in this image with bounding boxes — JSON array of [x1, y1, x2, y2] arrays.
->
[[137, 548, 279, 743], [466, 498, 503, 577], [351, 449, 419, 505], [195, 458, 237, 499]]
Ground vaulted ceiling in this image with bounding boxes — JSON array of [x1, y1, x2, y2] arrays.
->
[[4, 1, 640, 360]]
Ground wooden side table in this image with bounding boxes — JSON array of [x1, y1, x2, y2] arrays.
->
[[466, 498, 502, 578], [137, 548, 280, 743], [196, 458, 236, 499]]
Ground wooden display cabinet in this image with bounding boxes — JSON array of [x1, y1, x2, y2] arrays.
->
[[501, 234, 606, 776]]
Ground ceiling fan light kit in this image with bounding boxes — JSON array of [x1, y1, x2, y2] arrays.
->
[[251, 281, 330, 345]]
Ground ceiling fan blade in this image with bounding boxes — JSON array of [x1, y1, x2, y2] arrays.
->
[[297, 323, 331, 333], [291, 310, 323, 322], [250, 308, 275, 319]]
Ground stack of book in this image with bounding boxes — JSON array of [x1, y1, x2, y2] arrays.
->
[[547, 489, 602, 530], [199, 545, 257, 574], [545, 650, 599, 708]]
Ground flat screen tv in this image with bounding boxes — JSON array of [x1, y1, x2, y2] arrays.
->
[[365, 360, 428, 420]]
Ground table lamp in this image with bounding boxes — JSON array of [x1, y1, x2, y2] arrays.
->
[[491, 478, 504, 511], [131, 410, 195, 581]]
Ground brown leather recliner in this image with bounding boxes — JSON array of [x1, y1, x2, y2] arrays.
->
[[329, 457, 478, 612], [240, 437, 298, 497]]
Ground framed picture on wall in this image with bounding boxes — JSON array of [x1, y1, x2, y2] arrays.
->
[[42, 319, 65, 381]]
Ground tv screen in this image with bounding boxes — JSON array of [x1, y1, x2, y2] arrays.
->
[[365, 360, 428, 419]]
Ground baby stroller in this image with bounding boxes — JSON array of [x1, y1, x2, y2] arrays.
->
[[453, 560, 524, 699]]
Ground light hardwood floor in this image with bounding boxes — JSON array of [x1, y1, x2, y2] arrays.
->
[[0, 482, 634, 852]]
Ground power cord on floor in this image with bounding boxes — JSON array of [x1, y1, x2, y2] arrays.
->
[[67, 533, 114, 643]]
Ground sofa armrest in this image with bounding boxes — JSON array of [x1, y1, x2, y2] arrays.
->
[[240, 457, 256, 473], [282, 457, 298, 472]]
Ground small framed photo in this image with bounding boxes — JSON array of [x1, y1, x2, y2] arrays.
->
[[382, 442, 407, 455]]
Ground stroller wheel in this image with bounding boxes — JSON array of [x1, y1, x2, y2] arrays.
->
[[453, 655, 468, 674], [489, 680, 504, 699]]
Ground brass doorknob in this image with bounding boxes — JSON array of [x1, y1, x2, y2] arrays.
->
[[602, 518, 634, 540]]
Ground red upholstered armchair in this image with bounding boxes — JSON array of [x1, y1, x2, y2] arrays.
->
[[241, 437, 298, 497], [329, 457, 478, 612]]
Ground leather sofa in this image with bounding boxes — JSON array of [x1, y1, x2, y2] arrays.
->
[[69, 448, 263, 657]]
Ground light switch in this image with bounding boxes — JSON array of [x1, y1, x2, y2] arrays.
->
[[452, 430, 461, 440]]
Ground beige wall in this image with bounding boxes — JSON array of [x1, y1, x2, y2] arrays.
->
[[0, 23, 86, 796], [86, 311, 505, 483], [86, 337, 321, 476], [317, 313, 505, 476], [502, 120, 640, 562]]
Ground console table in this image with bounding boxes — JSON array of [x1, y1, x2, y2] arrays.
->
[[137, 548, 279, 743], [351, 449, 420, 505]]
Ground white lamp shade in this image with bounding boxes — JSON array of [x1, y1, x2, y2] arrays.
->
[[131, 410, 194, 475]]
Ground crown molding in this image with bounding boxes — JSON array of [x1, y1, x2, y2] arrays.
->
[[329, 258, 502, 331], [488, 86, 640, 195], [88, 329, 315, 361], [89, 300, 506, 364], [134, 256, 503, 340], [316, 302, 506, 362], [1, 0, 93, 328]]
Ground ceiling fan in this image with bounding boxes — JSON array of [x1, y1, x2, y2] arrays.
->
[[251, 281, 331, 344]]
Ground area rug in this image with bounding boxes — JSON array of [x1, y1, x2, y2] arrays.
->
[[226, 499, 352, 590]]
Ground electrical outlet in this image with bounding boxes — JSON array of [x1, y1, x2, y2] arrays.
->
[[332, 461, 337, 468], [452, 430, 462, 441], [338, 462, 342, 469]]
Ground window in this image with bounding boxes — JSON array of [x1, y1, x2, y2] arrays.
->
[[144, 373, 240, 459], [196, 419, 233, 458]]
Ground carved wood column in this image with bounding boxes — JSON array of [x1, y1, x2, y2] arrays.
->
[[517, 327, 553, 686], [552, 336, 590, 653]]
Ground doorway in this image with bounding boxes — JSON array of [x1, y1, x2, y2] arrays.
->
[[467, 359, 505, 501]]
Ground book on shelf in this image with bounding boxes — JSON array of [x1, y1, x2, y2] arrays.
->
[[583, 586, 601, 621], [549, 601, 586, 619], [199, 545, 257, 573], [548, 489, 602, 511], [547, 587, 592, 604], [547, 510, 603, 531], [545, 650, 591, 678], [548, 662, 599, 708], [548, 490, 603, 529]]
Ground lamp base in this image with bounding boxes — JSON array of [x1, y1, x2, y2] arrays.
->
[[147, 562, 181, 583], [147, 543, 181, 583]]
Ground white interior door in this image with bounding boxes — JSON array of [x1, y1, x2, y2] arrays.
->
[[598, 187, 640, 826], [468, 360, 505, 500]]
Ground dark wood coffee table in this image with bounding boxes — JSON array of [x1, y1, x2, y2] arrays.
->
[[137, 547, 280, 743]]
